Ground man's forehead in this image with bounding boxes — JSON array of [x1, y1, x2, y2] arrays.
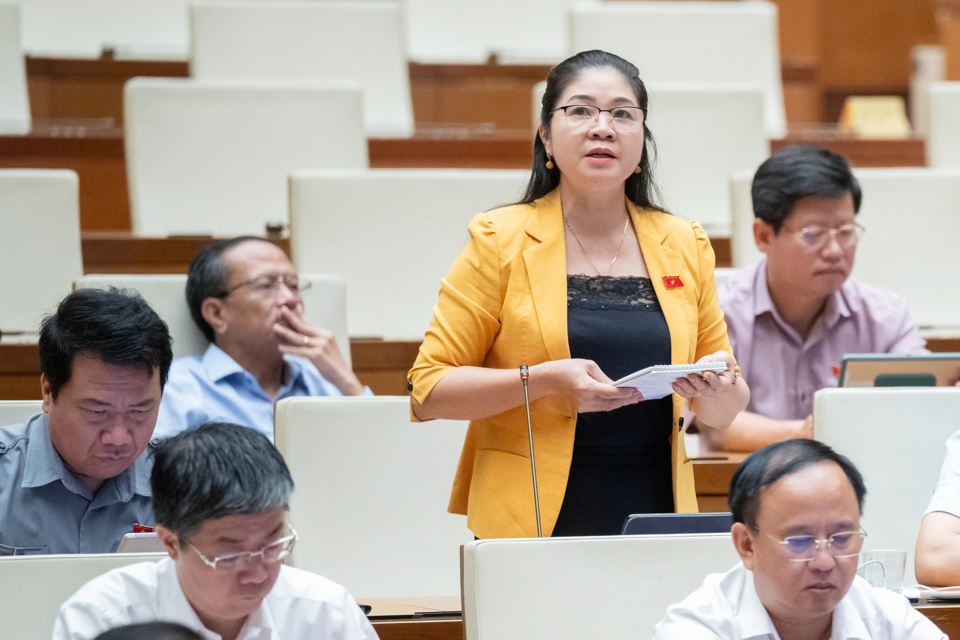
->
[[756, 461, 859, 528], [223, 240, 294, 279]]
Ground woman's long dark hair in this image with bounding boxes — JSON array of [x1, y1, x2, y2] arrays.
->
[[517, 50, 667, 213]]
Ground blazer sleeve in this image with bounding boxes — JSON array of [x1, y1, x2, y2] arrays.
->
[[692, 220, 734, 361], [408, 213, 505, 407]]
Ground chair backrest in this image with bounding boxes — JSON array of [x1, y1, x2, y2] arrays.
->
[[909, 45, 946, 138], [0, 169, 82, 333], [75, 273, 351, 366], [402, 0, 580, 64], [647, 85, 768, 234], [928, 82, 960, 167], [814, 387, 960, 585], [622, 512, 733, 535], [190, 0, 412, 138], [0, 3, 29, 134], [274, 396, 472, 597], [124, 78, 367, 237], [570, 1, 786, 139], [728, 169, 760, 267], [0, 552, 166, 640], [462, 534, 740, 640], [18, 0, 189, 59], [288, 168, 528, 339], [0, 400, 43, 427]]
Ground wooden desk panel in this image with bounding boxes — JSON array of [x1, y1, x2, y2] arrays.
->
[[919, 602, 960, 639]]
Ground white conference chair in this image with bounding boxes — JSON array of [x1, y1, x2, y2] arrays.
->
[[0, 3, 29, 134], [17, 0, 189, 59], [402, 0, 584, 64], [0, 400, 43, 427], [728, 169, 761, 268], [909, 46, 945, 138], [462, 533, 740, 640], [274, 396, 472, 597], [927, 82, 960, 167], [190, 1, 412, 138], [571, 1, 786, 139], [124, 78, 367, 237], [0, 552, 166, 640], [288, 168, 528, 339], [0, 170, 82, 335], [814, 387, 960, 585], [729, 167, 960, 329], [75, 273, 351, 366], [648, 85, 768, 234]]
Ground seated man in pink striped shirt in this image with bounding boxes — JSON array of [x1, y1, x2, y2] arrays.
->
[[698, 145, 927, 452]]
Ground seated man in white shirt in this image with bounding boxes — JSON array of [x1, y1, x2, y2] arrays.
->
[[155, 237, 369, 442], [654, 439, 944, 640], [915, 429, 960, 586], [54, 422, 378, 640]]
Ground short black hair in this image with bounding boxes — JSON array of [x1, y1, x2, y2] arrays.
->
[[517, 49, 666, 213], [93, 623, 203, 640], [151, 422, 294, 546], [185, 236, 275, 343], [39, 288, 173, 400], [751, 145, 862, 232], [729, 438, 867, 530]]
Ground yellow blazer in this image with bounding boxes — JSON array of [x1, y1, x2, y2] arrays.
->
[[409, 189, 733, 538]]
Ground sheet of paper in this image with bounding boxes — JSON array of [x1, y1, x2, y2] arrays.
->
[[613, 362, 727, 399]]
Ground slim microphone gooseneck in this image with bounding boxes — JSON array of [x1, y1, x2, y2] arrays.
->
[[520, 365, 542, 537]]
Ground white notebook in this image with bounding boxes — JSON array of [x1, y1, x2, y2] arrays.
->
[[613, 362, 728, 399]]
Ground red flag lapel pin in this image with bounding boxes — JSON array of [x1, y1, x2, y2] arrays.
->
[[662, 275, 684, 289]]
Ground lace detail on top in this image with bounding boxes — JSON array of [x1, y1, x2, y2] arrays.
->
[[567, 274, 661, 311]]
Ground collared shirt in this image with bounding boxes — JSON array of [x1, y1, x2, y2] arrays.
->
[[719, 258, 928, 420], [654, 562, 946, 640], [155, 344, 371, 443], [0, 413, 154, 555], [53, 557, 379, 640], [925, 429, 960, 517]]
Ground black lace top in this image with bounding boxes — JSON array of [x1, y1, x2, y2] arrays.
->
[[552, 274, 675, 536]]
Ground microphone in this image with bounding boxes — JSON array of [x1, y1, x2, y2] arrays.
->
[[520, 365, 542, 537]]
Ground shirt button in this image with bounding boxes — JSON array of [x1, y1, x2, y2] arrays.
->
[[149, 437, 162, 447], [0, 442, 7, 452]]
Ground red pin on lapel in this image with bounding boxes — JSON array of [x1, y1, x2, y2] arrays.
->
[[662, 275, 684, 289]]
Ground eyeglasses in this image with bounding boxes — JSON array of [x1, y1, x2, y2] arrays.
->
[[761, 527, 867, 562], [781, 223, 865, 250], [219, 274, 312, 298], [190, 525, 299, 571], [554, 104, 645, 132]]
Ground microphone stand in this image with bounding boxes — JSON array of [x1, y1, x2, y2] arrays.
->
[[520, 365, 542, 537]]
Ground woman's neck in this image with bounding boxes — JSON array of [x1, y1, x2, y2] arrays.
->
[[558, 181, 628, 234]]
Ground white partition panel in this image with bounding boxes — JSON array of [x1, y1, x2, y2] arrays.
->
[[0, 400, 43, 426], [928, 82, 960, 167], [462, 534, 740, 640], [125, 78, 367, 236], [191, 1, 412, 138], [289, 168, 528, 339], [0, 3, 30, 134], [814, 387, 960, 585], [571, 1, 785, 139], [274, 396, 472, 597], [0, 170, 82, 334]]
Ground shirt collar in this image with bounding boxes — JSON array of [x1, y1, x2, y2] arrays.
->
[[829, 581, 872, 640], [202, 344, 307, 399], [21, 412, 152, 501], [736, 567, 781, 639]]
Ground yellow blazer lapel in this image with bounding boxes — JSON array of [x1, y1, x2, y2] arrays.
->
[[631, 203, 690, 367], [523, 191, 570, 364]]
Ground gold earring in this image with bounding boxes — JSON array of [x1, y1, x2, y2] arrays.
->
[[546, 156, 555, 170], [634, 165, 642, 175]]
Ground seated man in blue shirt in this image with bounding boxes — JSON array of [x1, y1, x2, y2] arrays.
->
[[156, 237, 368, 442], [0, 288, 173, 554]]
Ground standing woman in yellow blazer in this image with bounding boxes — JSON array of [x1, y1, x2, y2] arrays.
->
[[409, 50, 749, 538]]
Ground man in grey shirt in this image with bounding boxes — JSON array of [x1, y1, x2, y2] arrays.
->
[[0, 288, 172, 554]]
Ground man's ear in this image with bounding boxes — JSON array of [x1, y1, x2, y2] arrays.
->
[[754, 219, 775, 255], [201, 297, 227, 338], [732, 522, 757, 571], [40, 373, 53, 413], [156, 524, 181, 561]]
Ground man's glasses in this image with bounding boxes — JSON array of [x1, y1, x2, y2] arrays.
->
[[218, 274, 312, 298], [762, 527, 867, 562], [554, 104, 645, 132], [781, 223, 865, 251], [190, 525, 299, 571]]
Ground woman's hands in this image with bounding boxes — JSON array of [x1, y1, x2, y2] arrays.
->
[[534, 358, 642, 413], [671, 350, 738, 399]]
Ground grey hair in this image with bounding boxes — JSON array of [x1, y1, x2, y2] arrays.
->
[[151, 422, 294, 546]]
